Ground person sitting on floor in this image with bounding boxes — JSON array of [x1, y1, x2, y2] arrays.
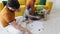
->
[[24, 0, 40, 23], [0, 0, 32, 34]]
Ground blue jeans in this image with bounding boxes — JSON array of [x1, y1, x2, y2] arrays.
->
[[24, 8, 34, 19], [23, 8, 40, 20]]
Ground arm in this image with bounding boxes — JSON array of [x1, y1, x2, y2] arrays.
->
[[25, 8, 40, 19], [10, 21, 32, 34], [10, 21, 24, 31], [25, 9, 38, 18], [25, 5, 36, 18], [25, 2, 40, 19]]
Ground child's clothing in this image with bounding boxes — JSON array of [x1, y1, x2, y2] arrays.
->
[[24, 8, 34, 19], [0, 6, 15, 27], [24, 8, 40, 20]]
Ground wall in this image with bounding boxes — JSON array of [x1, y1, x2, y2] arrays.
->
[[52, 0, 60, 10]]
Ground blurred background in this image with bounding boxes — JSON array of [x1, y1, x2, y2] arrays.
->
[[0, 0, 60, 34]]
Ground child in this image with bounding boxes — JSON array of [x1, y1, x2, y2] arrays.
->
[[35, 6, 48, 20], [0, 0, 32, 34], [23, 0, 40, 23]]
